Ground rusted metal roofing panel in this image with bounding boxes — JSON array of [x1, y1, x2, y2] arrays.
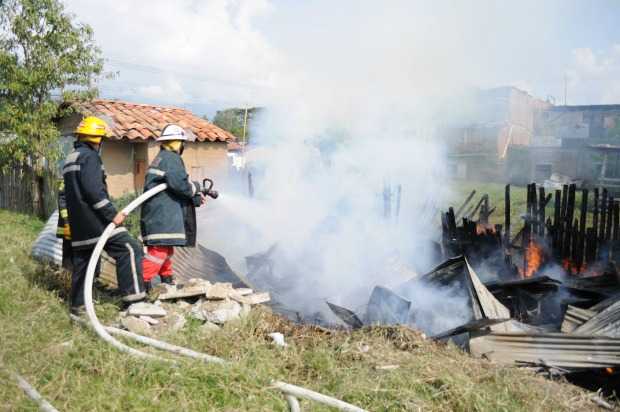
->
[[470, 332, 620, 369]]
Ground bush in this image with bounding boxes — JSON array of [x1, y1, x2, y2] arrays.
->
[[112, 192, 141, 238]]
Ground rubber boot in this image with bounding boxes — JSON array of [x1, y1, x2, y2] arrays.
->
[[143, 281, 152, 293]]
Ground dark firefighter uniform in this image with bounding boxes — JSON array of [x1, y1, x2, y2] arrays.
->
[[55, 179, 73, 270], [63, 118, 145, 309], [140, 126, 202, 287]]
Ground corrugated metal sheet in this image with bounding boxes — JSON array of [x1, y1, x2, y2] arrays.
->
[[560, 305, 596, 333], [31, 213, 248, 289], [573, 300, 620, 338], [31, 211, 63, 265], [99, 244, 248, 288], [470, 332, 620, 369]]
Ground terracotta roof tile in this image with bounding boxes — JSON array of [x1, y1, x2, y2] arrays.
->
[[74, 99, 237, 142]]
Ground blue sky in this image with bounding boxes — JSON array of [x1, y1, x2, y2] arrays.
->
[[63, 0, 620, 117]]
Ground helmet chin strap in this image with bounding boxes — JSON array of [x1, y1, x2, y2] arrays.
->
[[162, 140, 184, 154]]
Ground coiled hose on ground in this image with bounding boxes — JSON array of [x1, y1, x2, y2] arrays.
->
[[81, 183, 367, 412]]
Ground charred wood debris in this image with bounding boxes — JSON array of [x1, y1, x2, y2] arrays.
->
[[246, 182, 620, 397], [438, 183, 620, 394]]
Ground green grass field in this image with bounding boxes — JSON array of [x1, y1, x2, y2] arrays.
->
[[446, 180, 597, 239], [447, 180, 528, 231], [0, 209, 598, 411]]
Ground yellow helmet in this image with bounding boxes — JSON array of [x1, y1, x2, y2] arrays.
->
[[75, 116, 109, 143]]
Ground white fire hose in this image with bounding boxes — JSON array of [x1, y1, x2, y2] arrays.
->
[[81, 183, 367, 412]]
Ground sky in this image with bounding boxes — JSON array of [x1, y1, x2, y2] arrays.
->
[[61, 0, 620, 117]]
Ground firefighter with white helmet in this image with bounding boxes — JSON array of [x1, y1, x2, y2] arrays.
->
[[140, 124, 206, 290], [62, 116, 146, 314]]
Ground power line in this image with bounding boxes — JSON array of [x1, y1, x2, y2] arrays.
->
[[105, 57, 273, 92]]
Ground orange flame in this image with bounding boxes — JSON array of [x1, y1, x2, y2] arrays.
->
[[521, 241, 543, 278], [476, 223, 496, 235], [606, 367, 614, 374], [562, 259, 585, 275]]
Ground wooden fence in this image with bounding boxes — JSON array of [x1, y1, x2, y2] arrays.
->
[[0, 163, 57, 218]]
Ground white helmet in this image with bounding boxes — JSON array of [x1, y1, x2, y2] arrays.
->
[[157, 124, 195, 142]]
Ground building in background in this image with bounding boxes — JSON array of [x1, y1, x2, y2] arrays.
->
[[442, 87, 551, 181], [508, 104, 620, 187], [56, 99, 238, 198]]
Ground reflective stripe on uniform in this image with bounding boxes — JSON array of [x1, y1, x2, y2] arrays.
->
[[60, 209, 69, 219], [92, 198, 110, 210], [65, 151, 80, 163], [62, 165, 81, 174], [147, 168, 166, 176], [125, 243, 140, 295], [143, 233, 186, 241], [71, 227, 127, 247], [144, 254, 166, 265]]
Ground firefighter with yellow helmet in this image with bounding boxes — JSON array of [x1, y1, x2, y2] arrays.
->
[[62, 116, 146, 314]]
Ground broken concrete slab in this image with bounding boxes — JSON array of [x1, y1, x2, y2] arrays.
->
[[233, 288, 253, 296], [189, 299, 207, 321], [127, 302, 167, 318], [231, 292, 271, 305], [167, 313, 187, 332], [139, 315, 160, 325], [157, 281, 211, 300], [121, 316, 151, 335], [204, 299, 242, 324], [240, 303, 251, 318], [206, 282, 234, 299]]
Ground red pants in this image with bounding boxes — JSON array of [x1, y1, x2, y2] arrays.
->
[[142, 246, 174, 282]]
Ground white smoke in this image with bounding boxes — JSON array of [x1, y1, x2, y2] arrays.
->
[[60, 0, 605, 328]]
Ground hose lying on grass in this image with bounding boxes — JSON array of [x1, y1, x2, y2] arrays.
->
[[80, 183, 367, 412], [5, 368, 59, 412]]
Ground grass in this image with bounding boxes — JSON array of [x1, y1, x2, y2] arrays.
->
[[447, 180, 600, 238], [447, 180, 528, 232], [0, 208, 600, 411]]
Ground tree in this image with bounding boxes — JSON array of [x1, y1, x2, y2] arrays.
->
[[212, 107, 261, 144], [0, 0, 103, 166]]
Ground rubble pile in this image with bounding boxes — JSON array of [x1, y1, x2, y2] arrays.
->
[[118, 278, 270, 336]]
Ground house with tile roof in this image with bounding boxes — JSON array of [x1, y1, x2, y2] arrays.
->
[[56, 99, 238, 198]]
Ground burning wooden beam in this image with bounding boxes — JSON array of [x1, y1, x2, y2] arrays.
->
[[504, 184, 511, 247], [538, 186, 546, 237], [576, 189, 588, 272], [600, 189, 608, 246], [593, 187, 600, 260], [553, 189, 561, 253]]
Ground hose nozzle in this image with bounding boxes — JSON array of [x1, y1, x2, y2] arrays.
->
[[201, 178, 219, 199]]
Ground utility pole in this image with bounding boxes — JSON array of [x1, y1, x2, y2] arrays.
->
[[242, 106, 249, 145], [564, 73, 568, 106]]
